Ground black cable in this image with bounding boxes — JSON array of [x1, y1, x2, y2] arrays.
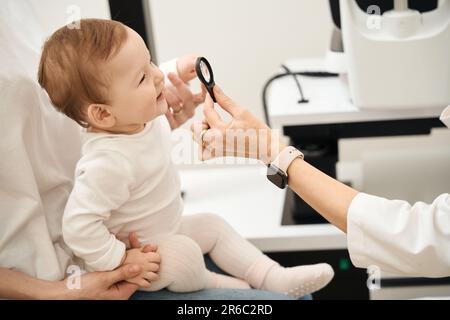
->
[[262, 69, 338, 126], [280, 64, 309, 104]]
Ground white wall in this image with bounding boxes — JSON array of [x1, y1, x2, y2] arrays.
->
[[148, 0, 333, 121], [28, 0, 110, 39], [147, 0, 450, 200]]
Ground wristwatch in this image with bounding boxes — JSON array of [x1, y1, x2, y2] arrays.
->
[[267, 146, 304, 189]]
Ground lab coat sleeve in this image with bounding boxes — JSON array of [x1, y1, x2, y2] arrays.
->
[[62, 150, 135, 272], [347, 192, 450, 277]]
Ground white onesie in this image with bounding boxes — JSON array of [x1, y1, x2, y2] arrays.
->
[[63, 116, 183, 271]]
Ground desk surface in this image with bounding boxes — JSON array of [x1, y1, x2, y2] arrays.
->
[[267, 59, 444, 128], [179, 164, 346, 252]]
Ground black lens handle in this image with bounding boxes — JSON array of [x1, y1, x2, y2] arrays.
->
[[195, 57, 217, 102]]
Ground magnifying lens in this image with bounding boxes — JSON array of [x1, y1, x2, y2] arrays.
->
[[195, 57, 216, 103]]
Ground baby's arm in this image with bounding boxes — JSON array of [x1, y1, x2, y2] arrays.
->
[[63, 150, 135, 272]]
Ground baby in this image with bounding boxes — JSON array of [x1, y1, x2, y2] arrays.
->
[[38, 18, 334, 297]]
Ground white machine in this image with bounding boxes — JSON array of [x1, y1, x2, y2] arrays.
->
[[338, 0, 450, 110]]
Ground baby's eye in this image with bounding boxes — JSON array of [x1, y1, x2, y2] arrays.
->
[[139, 73, 146, 85]]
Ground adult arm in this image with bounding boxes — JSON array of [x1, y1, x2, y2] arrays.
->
[[0, 233, 158, 299], [194, 86, 450, 277]]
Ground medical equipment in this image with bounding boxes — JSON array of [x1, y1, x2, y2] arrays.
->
[[441, 105, 450, 128], [263, 1, 449, 124], [195, 57, 217, 102], [339, 0, 450, 110]]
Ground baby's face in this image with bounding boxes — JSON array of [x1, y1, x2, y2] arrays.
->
[[103, 27, 167, 132]]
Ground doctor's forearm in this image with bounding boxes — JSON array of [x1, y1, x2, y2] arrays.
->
[[286, 158, 359, 233]]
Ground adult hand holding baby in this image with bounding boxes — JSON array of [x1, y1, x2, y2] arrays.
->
[[63, 233, 159, 300], [121, 233, 161, 288]]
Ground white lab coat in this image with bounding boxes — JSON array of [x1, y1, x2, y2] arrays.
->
[[347, 106, 450, 278]]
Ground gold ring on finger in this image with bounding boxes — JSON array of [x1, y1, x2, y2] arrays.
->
[[200, 129, 208, 147]]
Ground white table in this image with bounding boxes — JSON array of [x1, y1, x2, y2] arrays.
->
[[179, 165, 346, 253]]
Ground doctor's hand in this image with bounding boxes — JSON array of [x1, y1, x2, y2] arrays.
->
[[164, 55, 207, 130], [191, 86, 284, 164]]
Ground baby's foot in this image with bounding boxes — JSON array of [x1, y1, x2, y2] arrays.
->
[[261, 263, 334, 298]]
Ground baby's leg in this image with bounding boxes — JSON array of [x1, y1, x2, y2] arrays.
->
[[177, 213, 334, 298], [141, 234, 248, 292]]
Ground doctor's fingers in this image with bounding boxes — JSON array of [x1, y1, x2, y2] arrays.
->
[[200, 143, 215, 161], [190, 120, 211, 145], [211, 85, 241, 118], [203, 94, 227, 129], [200, 142, 223, 161], [200, 130, 227, 161]]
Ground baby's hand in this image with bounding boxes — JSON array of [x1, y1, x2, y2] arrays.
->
[[176, 54, 198, 83], [165, 54, 206, 129], [122, 248, 160, 288]]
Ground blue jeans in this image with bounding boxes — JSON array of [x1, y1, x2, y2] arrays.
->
[[130, 255, 312, 300]]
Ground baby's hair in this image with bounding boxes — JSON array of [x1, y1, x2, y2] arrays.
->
[[38, 18, 127, 127]]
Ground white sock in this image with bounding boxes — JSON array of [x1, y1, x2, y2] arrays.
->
[[261, 263, 335, 298], [206, 271, 251, 289]]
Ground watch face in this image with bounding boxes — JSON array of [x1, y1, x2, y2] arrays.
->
[[267, 164, 287, 189]]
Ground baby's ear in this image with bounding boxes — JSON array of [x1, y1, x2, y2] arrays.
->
[[86, 104, 116, 128]]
